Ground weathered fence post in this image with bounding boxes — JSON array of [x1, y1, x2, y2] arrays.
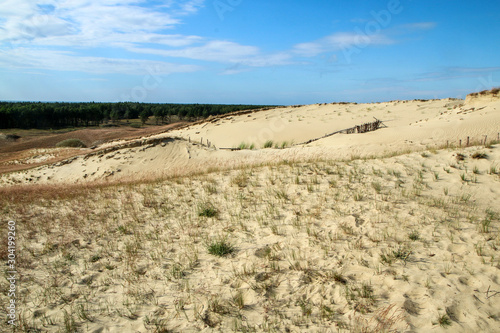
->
[[466, 136, 469, 147]]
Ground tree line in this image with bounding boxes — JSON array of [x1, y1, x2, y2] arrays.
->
[[0, 102, 276, 129]]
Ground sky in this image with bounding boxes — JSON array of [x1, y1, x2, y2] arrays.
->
[[0, 0, 499, 105]]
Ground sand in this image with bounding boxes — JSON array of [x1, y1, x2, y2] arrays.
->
[[2, 92, 499, 186], [0, 90, 499, 332]]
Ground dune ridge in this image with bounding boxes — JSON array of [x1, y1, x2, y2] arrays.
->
[[1, 91, 499, 186]]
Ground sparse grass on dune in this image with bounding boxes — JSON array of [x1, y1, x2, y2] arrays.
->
[[1, 145, 500, 332], [3, 93, 500, 332]]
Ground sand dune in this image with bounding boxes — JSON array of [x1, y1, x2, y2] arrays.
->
[[1, 92, 498, 186], [1, 90, 499, 332]]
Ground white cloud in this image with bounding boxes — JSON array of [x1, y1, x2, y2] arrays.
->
[[416, 67, 500, 82], [238, 52, 294, 67], [0, 0, 35, 17], [0, 1, 205, 45], [178, 0, 205, 15], [293, 42, 325, 57], [0, 0, 183, 44], [33, 32, 202, 49], [292, 22, 435, 58], [0, 0, 273, 76], [0, 0, 209, 75], [400, 22, 437, 31], [127, 41, 294, 71], [293, 32, 395, 57], [0, 1, 437, 77], [0, 47, 201, 75], [130, 40, 259, 62]]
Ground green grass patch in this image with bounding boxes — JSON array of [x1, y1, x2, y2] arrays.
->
[[207, 238, 235, 257], [198, 202, 219, 218], [263, 140, 274, 148]]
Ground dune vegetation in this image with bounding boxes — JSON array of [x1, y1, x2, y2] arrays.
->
[[1, 143, 500, 332]]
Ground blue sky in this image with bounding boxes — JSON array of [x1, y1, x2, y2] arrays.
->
[[0, 0, 499, 104]]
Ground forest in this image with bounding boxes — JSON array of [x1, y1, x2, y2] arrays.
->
[[0, 102, 276, 129]]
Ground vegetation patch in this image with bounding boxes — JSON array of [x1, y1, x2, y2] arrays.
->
[[198, 202, 219, 218], [1, 144, 499, 332], [207, 238, 235, 257], [472, 152, 488, 159], [56, 138, 87, 148], [263, 140, 274, 148]]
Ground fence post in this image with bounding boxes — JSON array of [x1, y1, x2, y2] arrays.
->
[[459, 139, 462, 147], [466, 136, 469, 147]]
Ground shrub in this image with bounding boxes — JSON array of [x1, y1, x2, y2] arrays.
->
[[5, 134, 21, 141], [56, 139, 87, 148]]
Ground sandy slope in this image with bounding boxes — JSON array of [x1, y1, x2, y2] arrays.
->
[[1, 92, 498, 186], [1, 145, 499, 332], [0, 123, 187, 175]]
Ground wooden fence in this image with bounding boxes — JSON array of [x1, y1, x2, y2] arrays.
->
[[296, 118, 386, 145]]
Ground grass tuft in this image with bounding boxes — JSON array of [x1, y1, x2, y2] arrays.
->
[[436, 314, 452, 327], [198, 202, 219, 218], [263, 140, 274, 148], [207, 238, 235, 257], [408, 230, 420, 241]]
